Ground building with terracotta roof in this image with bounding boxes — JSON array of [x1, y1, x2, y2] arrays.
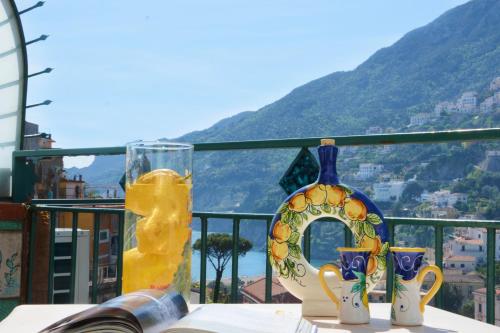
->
[[419, 269, 484, 304], [241, 277, 299, 304], [473, 288, 500, 325], [444, 256, 477, 272], [448, 237, 485, 265], [446, 227, 500, 264]]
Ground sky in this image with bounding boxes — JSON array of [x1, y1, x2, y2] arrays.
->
[[19, 0, 468, 163]]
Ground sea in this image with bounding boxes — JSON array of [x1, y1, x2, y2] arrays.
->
[[190, 231, 330, 281]]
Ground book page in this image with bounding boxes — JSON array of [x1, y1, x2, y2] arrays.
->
[[167, 304, 311, 333]]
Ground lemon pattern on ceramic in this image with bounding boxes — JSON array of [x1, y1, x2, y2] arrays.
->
[[123, 169, 192, 293], [351, 271, 369, 309], [268, 183, 389, 289]]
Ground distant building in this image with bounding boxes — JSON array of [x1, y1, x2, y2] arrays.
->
[[446, 228, 500, 262], [456, 91, 478, 113], [443, 255, 476, 272], [24, 121, 38, 136], [356, 163, 383, 180], [373, 180, 406, 202], [420, 190, 467, 207], [473, 288, 500, 326], [465, 227, 484, 240], [241, 277, 300, 304], [57, 212, 120, 301], [490, 76, 500, 91], [480, 96, 495, 113], [22, 123, 63, 199], [434, 101, 456, 116], [429, 206, 459, 219], [479, 229, 500, 261], [365, 126, 383, 135], [380, 145, 393, 153], [448, 237, 484, 264], [59, 175, 85, 199], [23, 132, 55, 150], [24, 121, 56, 150], [494, 91, 500, 105], [423, 269, 483, 298], [340, 146, 359, 155], [458, 214, 481, 220], [481, 150, 500, 172], [409, 113, 432, 126]]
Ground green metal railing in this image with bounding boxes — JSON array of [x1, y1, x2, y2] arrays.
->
[[27, 204, 125, 304], [14, 128, 500, 324]]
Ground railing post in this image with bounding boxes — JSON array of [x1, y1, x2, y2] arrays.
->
[[434, 225, 444, 308], [116, 212, 124, 296], [70, 212, 78, 303], [344, 224, 353, 247], [303, 226, 311, 262], [487, 228, 496, 325], [385, 222, 395, 303], [47, 212, 56, 304], [231, 218, 240, 302], [91, 213, 101, 303], [12, 156, 31, 203], [200, 217, 208, 304], [265, 218, 272, 303]]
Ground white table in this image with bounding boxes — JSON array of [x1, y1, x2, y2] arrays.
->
[[1, 303, 498, 332]]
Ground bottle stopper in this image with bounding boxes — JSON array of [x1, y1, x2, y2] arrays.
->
[[320, 138, 335, 146]]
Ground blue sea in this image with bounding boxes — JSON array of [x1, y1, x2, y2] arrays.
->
[[190, 231, 330, 281]]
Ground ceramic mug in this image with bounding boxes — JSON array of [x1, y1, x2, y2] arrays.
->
[[319, 247, 371, 324], [390, 247, 443, 326]]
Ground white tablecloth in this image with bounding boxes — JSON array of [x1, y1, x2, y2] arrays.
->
[[1, 303, 498, 332]]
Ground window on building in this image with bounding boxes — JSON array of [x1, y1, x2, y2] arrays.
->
[[107, 265, 117, 279], [98, 266, 108, 283], [461, 245, 465, 251], [479, 245, 483, 251], [460, 264, 465, 268], [479, 303, 482, 313], [111, 235, 118, 257], [98, 265, 117, 280], [99, 229, 110, 243], [451, 263, 455, 268]]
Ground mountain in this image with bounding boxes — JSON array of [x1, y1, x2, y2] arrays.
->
[[66, 155, 124, 196], [180, 0, 500, 143], [178, 0, 500, 215], [68, 0, 500, 249]]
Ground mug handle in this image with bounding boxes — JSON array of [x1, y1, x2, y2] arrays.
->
[[416, 265, 443, 313], [318, 264, 342, 307]]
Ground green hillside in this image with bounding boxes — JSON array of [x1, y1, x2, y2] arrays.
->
[[181, 0, 500, 143], [178, 0, 500, 218], [72, 0, 500, 250]]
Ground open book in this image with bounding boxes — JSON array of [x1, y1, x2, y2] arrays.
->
[[40, 290, 316, 333]]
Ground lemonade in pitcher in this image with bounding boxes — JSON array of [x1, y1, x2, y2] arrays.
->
[[122, 142, 193, 301]]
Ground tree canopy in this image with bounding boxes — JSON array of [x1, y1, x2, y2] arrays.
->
[[193, 233, 253, 302]]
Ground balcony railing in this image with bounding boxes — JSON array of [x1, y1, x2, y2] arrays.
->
[[12, 128, 500, 324]]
